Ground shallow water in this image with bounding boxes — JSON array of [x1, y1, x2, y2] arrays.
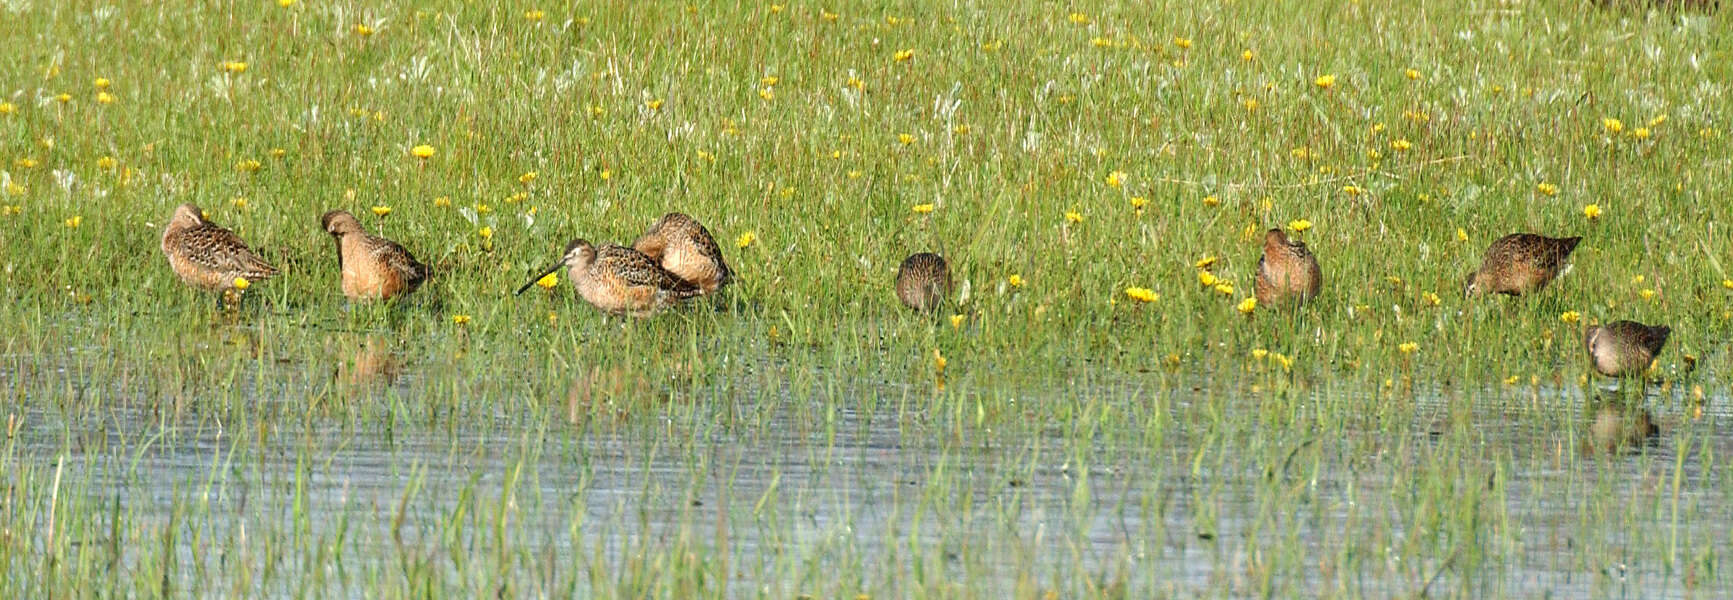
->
[[4, 323, 1731, 598]]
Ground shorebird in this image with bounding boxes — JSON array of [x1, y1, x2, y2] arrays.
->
[[1253, 228, 1322, 308], [160, 203, 278, 302], [320, 210, 428, 301], [632, 212, 733, 295], [895, 252, 952, 312], [515, 239, 700, 317], [1464, 233, 1582, 297], [1585, 319, 1670, 378]]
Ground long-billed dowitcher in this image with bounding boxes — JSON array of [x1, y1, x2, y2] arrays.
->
[[1585, 319, 1670, 378], [515, 239, 700, 317], [1464, 233, 1582, 297], [1253, 228, 1322, 308], [895, 252, 952, 312], [632, 212, 732, 295], [160, 202, 278, 298], [321, 210, 428, 301]]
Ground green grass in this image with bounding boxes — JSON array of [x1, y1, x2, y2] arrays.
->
[[1, 0, 1731, 597]]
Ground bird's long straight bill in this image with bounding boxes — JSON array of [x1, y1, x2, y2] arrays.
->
[[514, 263, 563, 295]]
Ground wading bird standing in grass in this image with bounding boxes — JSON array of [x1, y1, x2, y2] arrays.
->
[[1463, 233, 1582, 297], [1253, 228, 1322, 308], [516, 239, 700, 317], [1585, 319, 1670, 378], [320, 210, 428, 301], [160, 202, 278, 304], [632, 212, 732, 295], [895, 252, 952, 312]]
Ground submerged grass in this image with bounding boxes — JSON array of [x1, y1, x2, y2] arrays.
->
[[1, 0, 1731, 596]]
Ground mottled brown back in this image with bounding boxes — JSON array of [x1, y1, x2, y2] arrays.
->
[[895, 252, 951, 312]]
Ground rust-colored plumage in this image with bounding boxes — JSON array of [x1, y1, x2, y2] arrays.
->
[[160, 203, 278, 294], [632, 212, 732, 295], [895, 252, 952, 312], [1253, 228, 1322, 308], [321, 210, 428, 301], [1464, 233, 1582, 297], [1585, 320, 1670, 378], [516, 239, 700, 317]]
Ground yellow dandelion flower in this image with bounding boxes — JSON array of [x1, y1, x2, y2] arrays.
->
[[63, 215, 82, 228], [912, 203, 934, 214], [1198, 271, 1219, 287], [1390, 139, 1412, 152], [232, 276, 250, 290], [411, 145, 435, 159], [1008, 274, 1024, 288], [1456, 228, 1468, 242], [1314, 74, 1336, 89], [1288, 219, 1313, 232], [736, 231, 756, 248], [1236, 297, 1256, 314], [452, 314, 471, 325], [953, 124, 970, 135], [14, 158, 38, 169], [821, 10, 838, 21], [1723, 279, 1733, 290], [1173, 37, 1191, 49], [1700, 127, 1719, 139], [97, 156, 116, 170], [1129, 196, 1147, 210], [898, 133, 914, 145], [949, 314, 965, 329], [1067, 12, 1090, 25], [96, 91, 115, 105], [353, 23, 374, 36], [847, 170, 862, 179], [1639, 288, 1656, 301], [893, 48, 914, 62], [519, 171, 537, 184], [433, 196, 451, 207], [600, 169, 612, 180], [646, 98, 664, 111], [525, 9, 545, 21], [1203, 195, 1220, 206], [1251, 348, 1269, 360], [478, 226, 492, 239], [1536, 182, 1558, 196], [1090, 37, 1113, 48], [932, 348, 947, 372], [1560, 311, 1581, 323], [1343, 185, 1362, 196], [1124, 287, 1159, 303], [1106, 171, 1126, 188], [1405, 68, 1420, 81], [1602, 118, 1623, 134], [1633, 127, 1651, 140], [231, 197, 247, 208], [94, 77, 111, 89], [370, 206, 391, 217], [1064, 211, 1083, 223], [1398, 341, 1418, 355], [1241, 49, 1255, 61], [758, 87, 774, 101], [235, 159, 261, 172], [1194, 256, 1217, 270], [1214, 282, 1234, 296], [535, 272, 558, 289], [55, 93, 71, 104], [221, 61, 248, 74], [1582, 204, 1601, 220], [0, 102, 13, 114]]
